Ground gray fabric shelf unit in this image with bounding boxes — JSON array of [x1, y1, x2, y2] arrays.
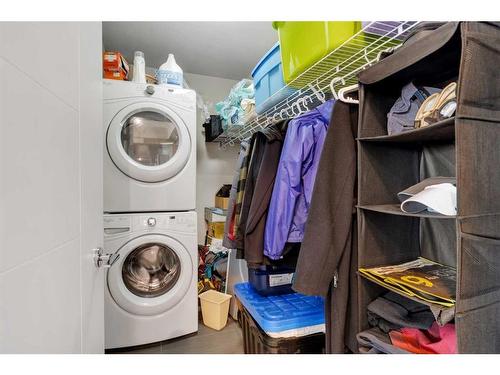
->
[[357, 117, 455, 143], [358, 204, 457, 219], [356, 22, 500, 353]]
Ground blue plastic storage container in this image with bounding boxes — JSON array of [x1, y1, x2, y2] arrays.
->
[[234, 282, 325, 335], [248, 264, 295, 296], [251, 42, 294, 115]]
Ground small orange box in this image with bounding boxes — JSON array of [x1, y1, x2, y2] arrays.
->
[[103, 51, 129, 80], [103, 51, 129, 72], [104, 70, 128, 80]]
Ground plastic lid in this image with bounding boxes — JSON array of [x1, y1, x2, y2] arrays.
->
[[234, 282, 324, 333], [134, 51, 144, 58]]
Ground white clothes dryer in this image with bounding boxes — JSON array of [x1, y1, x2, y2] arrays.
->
[[104, 212, 198, 349], [103, 79, 196, 213]]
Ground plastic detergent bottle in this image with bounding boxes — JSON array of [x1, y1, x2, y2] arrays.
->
[[157, 54, 183, 87], [132, 51, 146, 83]]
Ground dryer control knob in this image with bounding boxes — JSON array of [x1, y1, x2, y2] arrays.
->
[[145, 85, 155, 95], [147, 217, 156, 227]]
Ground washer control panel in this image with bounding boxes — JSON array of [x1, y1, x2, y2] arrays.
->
[[104, 212, 196, 236], [138, 213, 196, 232], [103, 216, 132, 236]]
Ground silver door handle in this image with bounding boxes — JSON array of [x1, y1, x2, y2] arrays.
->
[[93, 248, 120, 269]]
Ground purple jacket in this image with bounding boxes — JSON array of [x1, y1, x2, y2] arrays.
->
[[264, 100, 334, 260]]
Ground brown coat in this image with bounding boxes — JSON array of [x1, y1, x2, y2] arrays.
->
[[293, 101, 359, 353]]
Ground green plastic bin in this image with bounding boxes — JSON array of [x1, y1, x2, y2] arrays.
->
[[272, 21, 362, 86]]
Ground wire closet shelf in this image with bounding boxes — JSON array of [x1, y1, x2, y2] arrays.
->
[[218, 21, 420, 148]]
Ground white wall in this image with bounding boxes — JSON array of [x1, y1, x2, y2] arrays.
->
[[183, 73, 240, 243], [0, 22, 103, 353]]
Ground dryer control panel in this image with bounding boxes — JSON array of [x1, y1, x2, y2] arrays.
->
[[102, 79, 196, 109]]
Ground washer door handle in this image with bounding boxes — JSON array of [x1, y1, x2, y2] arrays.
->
[[93, 248, 120, 269]]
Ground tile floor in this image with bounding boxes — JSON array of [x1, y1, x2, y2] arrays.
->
[[106, 318, 244, 354]]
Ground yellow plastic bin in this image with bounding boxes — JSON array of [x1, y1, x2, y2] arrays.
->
[[199, 290, 232, 330], [272, 21, 362, 86]]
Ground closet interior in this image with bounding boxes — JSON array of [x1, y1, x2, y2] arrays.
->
[[220, 21, 500, 354], [355, 22, 500, 354]]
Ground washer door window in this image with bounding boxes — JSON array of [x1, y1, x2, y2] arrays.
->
[[107, 234, 193, 316], [122, 243, 181, 298], [107, 102, 191, 183]]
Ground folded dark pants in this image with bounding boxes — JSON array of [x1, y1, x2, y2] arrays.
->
[[357, 328, 411, 354], [367, 292, 435, 333]]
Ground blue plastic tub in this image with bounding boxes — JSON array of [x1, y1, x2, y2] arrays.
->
[[248, 264, 295, 296], [251, 42, 294, 115], [234, 282, 325, 335]]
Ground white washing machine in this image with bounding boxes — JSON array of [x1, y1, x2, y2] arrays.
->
[[104, 212, 198, 349], [103, 79, 196, 213]]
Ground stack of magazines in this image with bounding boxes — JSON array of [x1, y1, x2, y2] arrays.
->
[[359, 257, 456, 307]]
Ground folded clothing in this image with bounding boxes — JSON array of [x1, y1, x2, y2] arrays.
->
[[367, 292, 435, 333], [357, 327, 411, 354], [389, 322, 457, 354], [387, 82, 441, 135]]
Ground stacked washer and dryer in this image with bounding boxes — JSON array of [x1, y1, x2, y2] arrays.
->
[[102, 79, 198, 349]]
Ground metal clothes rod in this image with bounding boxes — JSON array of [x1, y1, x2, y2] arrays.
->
[[218, 21, 421, 149]]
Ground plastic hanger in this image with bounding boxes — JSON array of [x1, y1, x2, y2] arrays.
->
[[338, 84, 360, 104], [291, 99, 302, 117], [298, 97, 309, 114], [308, 83, 326, 103], [329, 76, 345, 100]]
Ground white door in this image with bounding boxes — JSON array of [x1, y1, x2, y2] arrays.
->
[[0, 22, 104, 353], [106, 103, 191, 182]]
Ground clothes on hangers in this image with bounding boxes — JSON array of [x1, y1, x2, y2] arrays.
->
[[242, 120, 290, 266], [292, 100, 359, 354], [223, 120, 290, 266], [263, 99, 335, 260], [237, 123, 287, 257], [223, 138, 252, 251]]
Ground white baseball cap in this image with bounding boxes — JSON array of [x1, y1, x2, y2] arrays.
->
[[400, 180, 457, 216]]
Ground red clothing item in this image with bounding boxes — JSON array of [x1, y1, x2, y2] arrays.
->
[[227, 205, 237, 241], [389, 322, 457, 354]]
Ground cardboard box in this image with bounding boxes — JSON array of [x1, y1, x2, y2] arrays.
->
[[215, 185, 231, 210], [104, 70, 128, 80], [204, 207, 227, 223], [215, 196, 229, 210], [103, 51, 129, 72], [207, 222, 225, 240], [103, 51, 129, 80]]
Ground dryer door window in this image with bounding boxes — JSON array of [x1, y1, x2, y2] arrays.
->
[[107, 102, 191, 183], [122, 243, 181, 298], [121, 111, 179, 167]]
